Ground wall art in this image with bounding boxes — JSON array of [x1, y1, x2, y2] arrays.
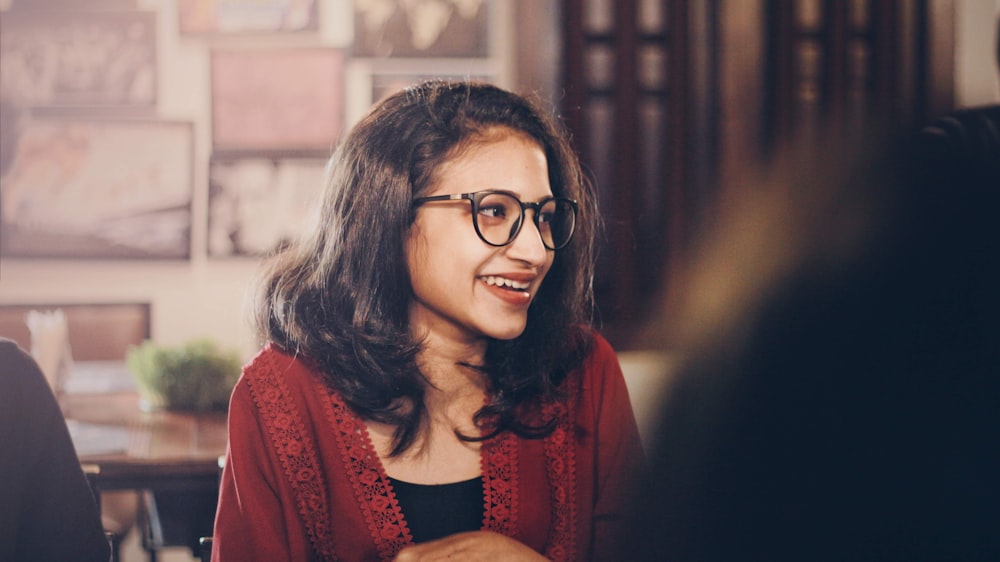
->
[[211, 48, 343, 154], [0, 11, 157, 108], [207, 155, 327, 258], [353, 0, 489, 58], [178, 0, 318, 35], [1, 118, 193, 259]]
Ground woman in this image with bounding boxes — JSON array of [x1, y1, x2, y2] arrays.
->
[[212, 81, 644, 561]]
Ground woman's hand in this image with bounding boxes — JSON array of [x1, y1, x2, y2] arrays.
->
[[393, 531, 549, 561]]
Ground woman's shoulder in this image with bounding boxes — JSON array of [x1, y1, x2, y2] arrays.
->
[[558, 329, 637, 428], [238, 343, 322, 390], [557, 328, 622, 393], [230, 344, 338, 425], [578, 328, 617, 368]]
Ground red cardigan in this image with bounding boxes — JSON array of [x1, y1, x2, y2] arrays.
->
[[212, 334, 643, 561]]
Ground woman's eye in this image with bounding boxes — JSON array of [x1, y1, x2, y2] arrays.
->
[[479, 205, 507, 219]]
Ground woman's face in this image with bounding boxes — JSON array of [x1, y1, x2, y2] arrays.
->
[[406, 130, 555, 345]]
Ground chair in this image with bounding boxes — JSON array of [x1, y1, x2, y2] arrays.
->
[[195, 456, 224, 562], [138, 487, 219, 561], [83, 463, 121, 562], [199, 536, 213, 562], [138, 454, 225, 561]]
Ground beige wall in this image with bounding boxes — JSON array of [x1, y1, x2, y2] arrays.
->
[[0, 0, 516, 360], [955, 0, 1000, 106]]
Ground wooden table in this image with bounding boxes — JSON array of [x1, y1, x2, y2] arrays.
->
[[65, 391, 228, 491], [64, 384, 228, 556]]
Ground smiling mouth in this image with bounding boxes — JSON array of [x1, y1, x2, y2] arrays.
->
[[482, 275, 530, 292]]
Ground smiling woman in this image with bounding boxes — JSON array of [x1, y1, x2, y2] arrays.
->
[[211, 80, 645, 562]]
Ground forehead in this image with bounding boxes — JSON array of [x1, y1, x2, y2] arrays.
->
[[428, 129, 550, 194], [436, 127, 548, 173], [447, 126, 542, 160]]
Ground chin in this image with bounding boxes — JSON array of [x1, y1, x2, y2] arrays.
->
[[484, 323, 528, 341]]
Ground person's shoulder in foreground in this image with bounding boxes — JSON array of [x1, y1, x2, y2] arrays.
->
[[0, 338, 110, 562], [623, 115, 1000, 561]]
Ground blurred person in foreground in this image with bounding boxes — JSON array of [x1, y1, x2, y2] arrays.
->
[[624, 106, 999, 562], [0, 339, 111, 562]]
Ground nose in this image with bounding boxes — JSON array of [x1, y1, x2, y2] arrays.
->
[[505, 212, 549, 264]]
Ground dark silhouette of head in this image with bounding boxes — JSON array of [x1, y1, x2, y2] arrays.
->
[[627, 110, 1000, 560]]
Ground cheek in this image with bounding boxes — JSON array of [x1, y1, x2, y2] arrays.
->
[[405, 228, 429, 286]]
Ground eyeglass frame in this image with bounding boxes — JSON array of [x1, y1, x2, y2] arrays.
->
[[411, 190, 579, 251]]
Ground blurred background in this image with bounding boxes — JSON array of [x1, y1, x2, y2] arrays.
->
[[1, 0, 998, 358]]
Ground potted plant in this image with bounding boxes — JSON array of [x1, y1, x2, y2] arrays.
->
[[126, 339, 242, 412]]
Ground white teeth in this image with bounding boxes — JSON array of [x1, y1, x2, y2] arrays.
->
[[484, 276, 530, 290]]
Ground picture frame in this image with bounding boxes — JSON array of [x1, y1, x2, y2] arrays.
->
[[0, 10, 157, 108], [210, 49, 344, 154], [0, 118, 194, 260], [353, 0, 490, 58], [177, 0, 319, 35], [207, 155, 328, 258]]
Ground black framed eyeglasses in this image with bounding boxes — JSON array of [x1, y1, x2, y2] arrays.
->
[[412, 190, 578, 251]]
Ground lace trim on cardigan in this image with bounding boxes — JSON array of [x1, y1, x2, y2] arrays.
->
[[542, 395, 578, 562], [249, 349, 580, 561], [482, 430, 518, 536], [319, 382, 412, 560], [245, 352, 340, 562]]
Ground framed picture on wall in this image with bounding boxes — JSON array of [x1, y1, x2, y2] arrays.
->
[[0, 11, 157, 108], [207, 155, 327, 258], [177, 0, 319, 35], [210, 49, 344, 154], [0, 118, 194, 260], [353, 0, 490, 58]]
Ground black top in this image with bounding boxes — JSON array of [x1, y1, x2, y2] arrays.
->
[[389, 476, 484, 544]]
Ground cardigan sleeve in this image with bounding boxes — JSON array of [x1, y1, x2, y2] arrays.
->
[[212, 371, 314, 561], [583, 335, 647, 561]]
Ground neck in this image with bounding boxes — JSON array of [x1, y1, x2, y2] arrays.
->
[[411, 317, 487, 382], [407, 337, 487, 435], [418, 344, 487, 406]]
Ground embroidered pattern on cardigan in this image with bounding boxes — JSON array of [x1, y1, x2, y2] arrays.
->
[[542, 397, 578, 562], [245, 352, 340, 561], [482, 430, 518, 536], [321, 383, 412, 560]]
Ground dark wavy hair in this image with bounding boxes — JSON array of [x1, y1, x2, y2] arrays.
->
[[253, 80, 597, 455]]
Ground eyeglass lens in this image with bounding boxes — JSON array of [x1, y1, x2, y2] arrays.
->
[[475, 192, 576, 250]]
